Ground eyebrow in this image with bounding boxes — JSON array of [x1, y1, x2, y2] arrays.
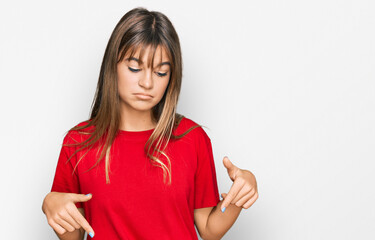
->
[[125, 57, 171, 67]]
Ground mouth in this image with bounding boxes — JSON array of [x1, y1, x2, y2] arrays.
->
[[133, 93, 153, 100]]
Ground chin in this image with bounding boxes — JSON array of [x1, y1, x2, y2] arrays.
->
[[130, 102, 156, 112]]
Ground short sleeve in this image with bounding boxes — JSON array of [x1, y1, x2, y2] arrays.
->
[[51, 132, 83, 208], [194, 127, 220, 209]]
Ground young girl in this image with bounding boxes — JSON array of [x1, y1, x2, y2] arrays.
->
[[42, 7, 258, 240]]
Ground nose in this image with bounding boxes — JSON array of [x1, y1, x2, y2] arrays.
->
[[138, 69, 153, 89]]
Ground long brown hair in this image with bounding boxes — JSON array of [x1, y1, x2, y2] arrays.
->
[[63, 7, 201, 185]]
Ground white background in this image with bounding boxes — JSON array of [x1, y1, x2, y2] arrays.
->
[[0, 0, 374, 239]]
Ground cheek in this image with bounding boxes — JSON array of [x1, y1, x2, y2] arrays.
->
[[156, 78, 170, 98], [117, 70, 137, 91]]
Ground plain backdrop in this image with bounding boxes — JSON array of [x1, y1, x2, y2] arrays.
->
[[0, 0, 374, 239]]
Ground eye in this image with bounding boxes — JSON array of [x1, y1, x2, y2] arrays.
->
[[128, 67, 140, 72], [156, 72, 168, 77]]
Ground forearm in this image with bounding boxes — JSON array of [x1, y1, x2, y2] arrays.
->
[[204, 200, 242, 240], [55, 228, 85, 240]]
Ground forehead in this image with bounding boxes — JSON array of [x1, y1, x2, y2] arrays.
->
[[124, 44, 170, 68]]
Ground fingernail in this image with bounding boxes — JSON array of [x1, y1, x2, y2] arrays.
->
[[89, 232, 94, 238], [86, 193, 92, 197], [221, 207, 226, 213]]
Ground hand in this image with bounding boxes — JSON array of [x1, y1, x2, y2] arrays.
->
[[42, 192, 95, 237], [220, 156, 258, 212]]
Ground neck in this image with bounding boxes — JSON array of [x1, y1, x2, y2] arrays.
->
[[119, 104, 156, 131]]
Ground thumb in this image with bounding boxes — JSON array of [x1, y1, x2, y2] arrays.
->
[[223, 156, 237, 180], [223, 156, 234, 169], [70, 193, 93, 203], [221, 193, 228, 199]]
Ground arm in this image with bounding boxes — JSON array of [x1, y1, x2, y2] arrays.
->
[[192, 128, 258, 239], [54, 208, 85, 240], [208, 158, 258, 239], [194, 201, 242, 240], [195, 157, 258, 240], [205, 201, 243, 240]]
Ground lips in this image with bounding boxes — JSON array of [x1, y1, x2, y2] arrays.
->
[[134, 93, 153, 98], [133, 93, 153, 100]]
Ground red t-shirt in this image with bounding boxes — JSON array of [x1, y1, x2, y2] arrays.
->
[[51, 117, 220, 239]]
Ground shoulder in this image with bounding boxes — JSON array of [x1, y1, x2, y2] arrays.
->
[[175, 116, 211, 142], [176, 117, 213, 160], [63, 119, 94, 144]]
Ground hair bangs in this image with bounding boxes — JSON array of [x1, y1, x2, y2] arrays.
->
[[119, 39, 172, 71]]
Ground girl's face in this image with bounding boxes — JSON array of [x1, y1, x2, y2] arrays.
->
[[117, 45, 171, 114]]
